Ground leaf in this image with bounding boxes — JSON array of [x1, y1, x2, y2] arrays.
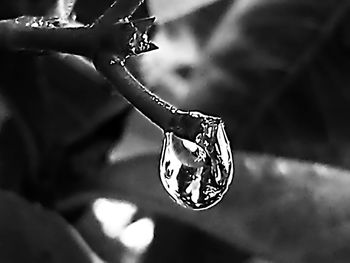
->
[[50, 0, 77, 20], [36, 54, 129, 145], [2, 0, 58, 17], [140, 0, 350, 168], [0, 190, 102, 262], [74, 0, 145, 24], [145, 215, 251, 263], [73, 204, 132, 263], [147, 0, 222, 23], [58, 153, 350, 263], [0, 50, 129, 203]]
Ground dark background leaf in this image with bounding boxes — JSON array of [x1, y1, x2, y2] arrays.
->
[[0, 0, 132, 204], [62, 153, 350, 263], [0, 189, 100, 263]]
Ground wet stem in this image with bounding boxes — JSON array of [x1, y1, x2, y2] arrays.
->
[[0, 18, 129, 58], [0, 1, 203, 140]]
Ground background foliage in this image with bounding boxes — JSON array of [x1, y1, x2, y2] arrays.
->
[[1, 0, 350, 262]]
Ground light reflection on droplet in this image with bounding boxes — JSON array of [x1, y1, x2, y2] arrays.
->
[[160, 113, 234, 210]]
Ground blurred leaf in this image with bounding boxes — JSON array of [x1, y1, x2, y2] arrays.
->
[[35, 55, 129, 146], [75, 202, 141, 263], [59, 153, 350, 262], [141, 0, 350, 167], [74, 0, 114, 24], [97, 0, 143, 25], [0, 0, 57, 17], [147, 0, 221, 23], [49, 0, 77, 20], [0, 190, 102, 262], [144, 215, 251, 263], [0, 9, 131, 206]]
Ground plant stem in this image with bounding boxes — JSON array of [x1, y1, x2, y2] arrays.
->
[[0, 19, 95, 56], [0, 16, 137, 59], [93, 54, 203, 141]]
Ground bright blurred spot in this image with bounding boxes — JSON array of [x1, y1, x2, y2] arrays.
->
[[93, 198, 137, 239], [92, 198, 155, 259], [119, 218, 155, 253], [148, 0, 218, 23]]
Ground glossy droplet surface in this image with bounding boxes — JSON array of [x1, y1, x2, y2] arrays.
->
[[160, 113, 234, 210]]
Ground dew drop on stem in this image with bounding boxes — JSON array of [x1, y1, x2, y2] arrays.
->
[[159, 111, 234, 210]]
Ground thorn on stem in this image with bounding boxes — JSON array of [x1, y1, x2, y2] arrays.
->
[[131, 17, 156, 33]]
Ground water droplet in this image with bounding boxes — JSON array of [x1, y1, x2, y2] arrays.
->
[[159, 112, 234, 210]]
